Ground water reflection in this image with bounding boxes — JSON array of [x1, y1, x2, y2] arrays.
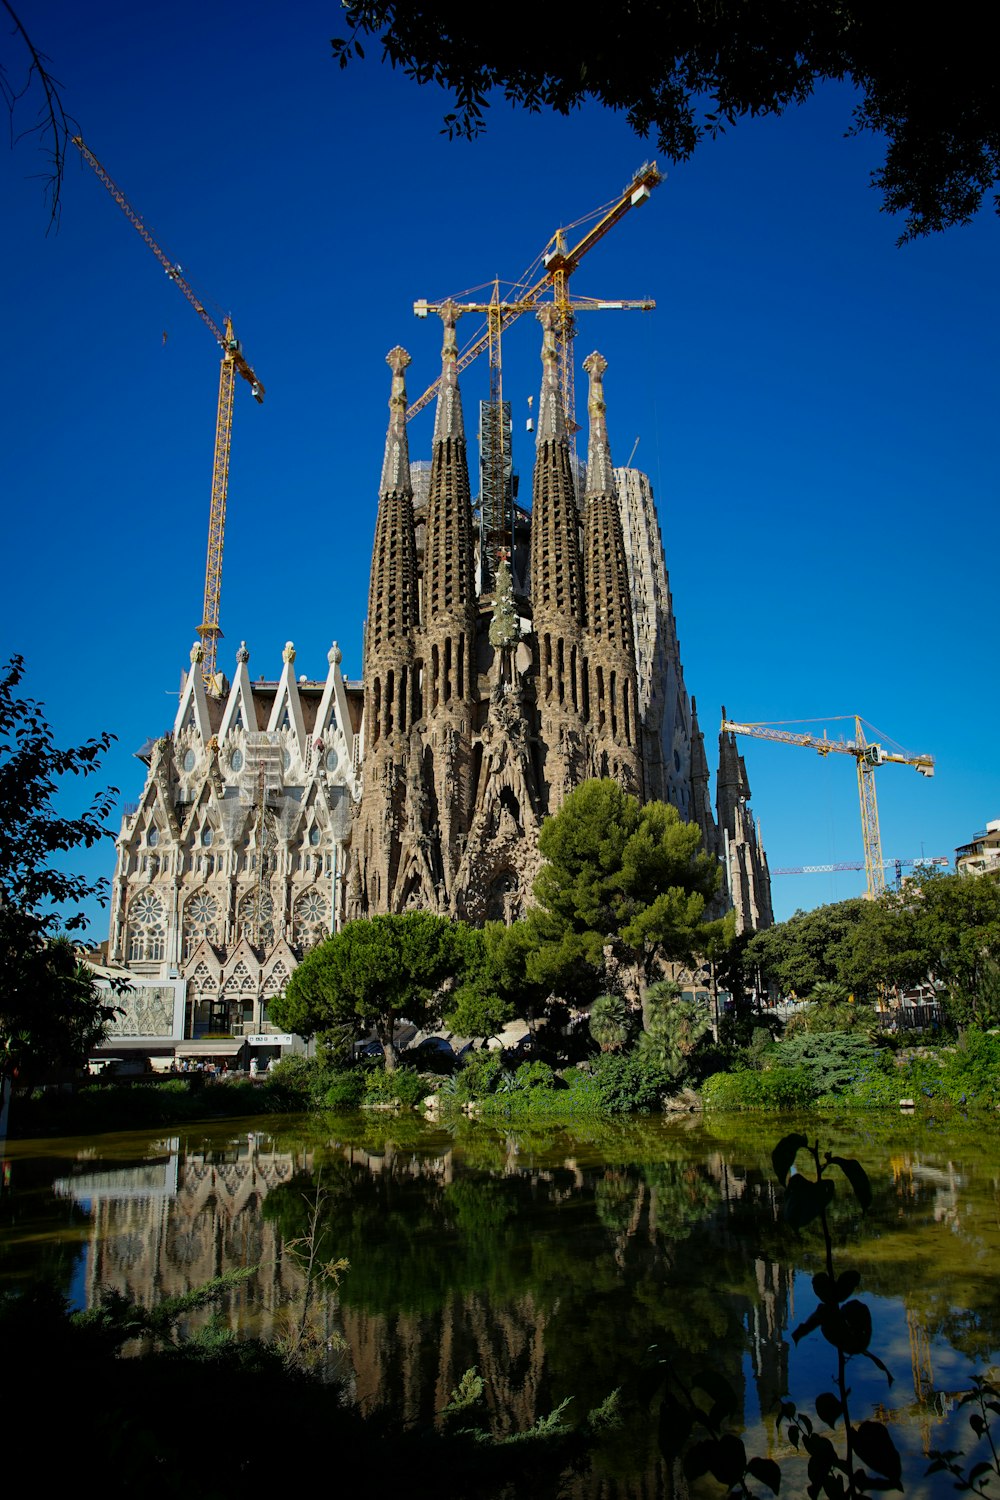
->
[[3, 1114, 1000, 1494]]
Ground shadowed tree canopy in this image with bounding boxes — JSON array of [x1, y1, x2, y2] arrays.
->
[[0, 655, 119, 1079], [270, 911, 461, 1068], [332, 3, 1000, 239]]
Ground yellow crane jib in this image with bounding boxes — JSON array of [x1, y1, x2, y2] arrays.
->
[[72, 136, 264, 692], [408, 161, 663, 429], [722, 715, 935, 902]]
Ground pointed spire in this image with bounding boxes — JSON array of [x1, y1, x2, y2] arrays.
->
[[380, 346, 412, 496], [536, 305, 567, 444], [433, 300, 465, 444], [583, 351, 615, 498], [690, 697, 711, 790]]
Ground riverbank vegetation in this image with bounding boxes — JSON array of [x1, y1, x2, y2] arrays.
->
[[263, 780, 1000, 1122]]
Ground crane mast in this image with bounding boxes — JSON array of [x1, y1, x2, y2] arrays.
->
[[72, 136, 264, 691], [722, 715, 935, 900]]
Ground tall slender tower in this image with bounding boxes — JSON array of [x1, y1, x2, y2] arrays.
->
[[580, 352, 642, 796], [529, 306, 587, 808], [717, 709, 774, 932], [419, 302, 478, 902], [349, 347, 421, 916]]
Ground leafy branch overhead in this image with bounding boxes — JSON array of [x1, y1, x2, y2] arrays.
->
[[331, 2, 1000, 240]]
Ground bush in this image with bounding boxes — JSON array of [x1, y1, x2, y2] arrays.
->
[[451, 1049, 508, 1102], [322, 1070, 366, 1110], [776, 1029, 887, 1096], [583, 1050, 674, 1114], [362, 1066, 430, 1108], [701, 1067, 818, 1110], [512, 1060, 556, 1091]]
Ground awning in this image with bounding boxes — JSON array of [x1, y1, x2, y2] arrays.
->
[[175, 1039, 245, 1057], [91, 1038, 178, 1054]]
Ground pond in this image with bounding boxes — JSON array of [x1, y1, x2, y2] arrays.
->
[[2, 1109, 998, 1496]]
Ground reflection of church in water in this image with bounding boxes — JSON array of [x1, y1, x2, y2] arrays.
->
[[54, 1131, 793, 1461]]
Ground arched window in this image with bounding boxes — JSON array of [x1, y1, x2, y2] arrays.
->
[[238, 889, 275, 949], [127, 890, 165, 963], [183, 889, 220, 958], [292, 887, 329, 951]]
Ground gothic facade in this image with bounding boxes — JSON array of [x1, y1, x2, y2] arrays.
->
[[105, 306, 771, 1044], [107, 639, 360, 1036], [348, 305, 772, 931]]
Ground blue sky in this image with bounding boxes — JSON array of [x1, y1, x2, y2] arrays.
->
[[3, 0, 997, 933]]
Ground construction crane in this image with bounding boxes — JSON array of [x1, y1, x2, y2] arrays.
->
[[773, 856, 948, 888], [722, 715, 935, 900], [410, 160, 662, 433], [72, 136, 264, 691], [415, 278, 652, 578]]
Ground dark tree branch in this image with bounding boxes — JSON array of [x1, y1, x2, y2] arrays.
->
[[1, 0, 76, 229]]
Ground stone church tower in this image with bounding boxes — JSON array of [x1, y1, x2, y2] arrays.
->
[[347, 307, 770, 929], [102, 308, 771, 1053]]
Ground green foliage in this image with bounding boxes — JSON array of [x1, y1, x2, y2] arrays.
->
[[265, 1054, 333, 1107], [912, 872, 1000, 1028], [743, 874, 1000, 1027], [321, 1070, 366, 1110], [0, 656, 119, 1081], [450, 1049, 508, 1102], [270, 911, 460, 1066], [443, 921, 519, 1039], [784, 997, 880, 1038], [588, 993, 633, 1053], [701, 1066, 818, 1110], [510, 1059, 555, 1091], [743, 899, 869, 998], [332, 4, 1000, 240], [636, 986, 712, 1079], [362, 1064, 430, 1108], [525, 779, 722, 994], [779, 1030, 888, 1095], [581, 1050, 675, 1114]]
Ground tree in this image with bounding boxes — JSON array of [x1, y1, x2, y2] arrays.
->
[[440, 921, 517, 1042], [333, 3, 1000, 240], [269, 911, 460, 1069], [588, 993, 633, 1054], [742, 898, 869, 998], [524, 779, 723, 1009], [0, 656, 119, 1082], [906, 870, 1000, 1028]]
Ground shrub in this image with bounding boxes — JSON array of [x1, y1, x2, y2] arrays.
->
[[776, 1029, 886, 1096], [511, 1060, 556, 1091], [322, 1070, 365, 1110], [452, 1049, 508, 1102], [701, 1067, 817, 1110], [362, 1066, 430, 1108], [584, 1050, 674, 1114]]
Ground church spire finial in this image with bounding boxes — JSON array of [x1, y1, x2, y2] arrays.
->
[[536, 305, 566, 444], [583, 350, 614, 497], [433, 300, 465, 443], [380, 346, 412, 496]]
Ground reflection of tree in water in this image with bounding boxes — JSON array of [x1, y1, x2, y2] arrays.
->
[[261, 1135, 765, 1491]]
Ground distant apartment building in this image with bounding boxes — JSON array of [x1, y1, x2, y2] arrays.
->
[[955, 819, 1000, 877]]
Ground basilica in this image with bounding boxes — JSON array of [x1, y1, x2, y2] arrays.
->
[[104, 305, 770, 1045]]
